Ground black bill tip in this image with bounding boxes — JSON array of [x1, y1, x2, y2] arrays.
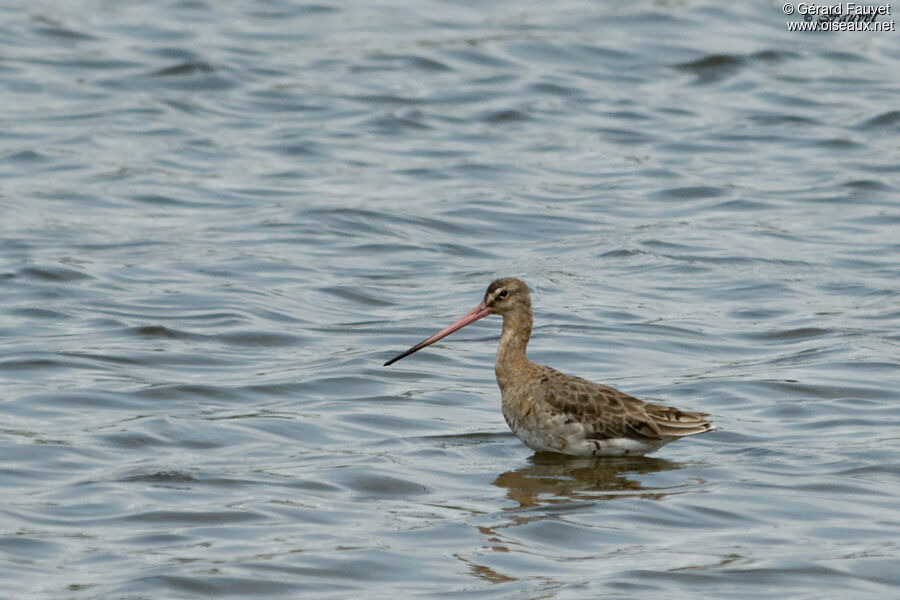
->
[[383, 343, 424, 367]]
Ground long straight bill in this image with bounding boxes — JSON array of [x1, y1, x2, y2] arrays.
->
[[383, 302, 490, 366]]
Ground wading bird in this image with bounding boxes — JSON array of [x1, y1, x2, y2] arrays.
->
[[384, 278, 714, 456]]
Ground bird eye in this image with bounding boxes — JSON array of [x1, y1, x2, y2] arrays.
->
[[498, 290, 508, 298]]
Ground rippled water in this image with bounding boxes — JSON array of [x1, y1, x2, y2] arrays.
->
[[2, 1, 899, 598]]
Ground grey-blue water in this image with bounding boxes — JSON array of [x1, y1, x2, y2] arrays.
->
[[2, 1, 899, 598]]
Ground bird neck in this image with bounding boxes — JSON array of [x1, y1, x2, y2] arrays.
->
[[494, 307, 532, 391]]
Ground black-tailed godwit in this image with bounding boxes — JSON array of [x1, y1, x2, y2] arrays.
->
[[384, 278, 714, 456]]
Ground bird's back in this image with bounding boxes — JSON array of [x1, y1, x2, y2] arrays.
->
[[499, 363, 714, 456]]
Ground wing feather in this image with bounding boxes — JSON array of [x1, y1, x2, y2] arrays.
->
[[532, 366, 714, 441]]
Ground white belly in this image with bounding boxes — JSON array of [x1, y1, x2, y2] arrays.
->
[[502, 404, 667, 457]]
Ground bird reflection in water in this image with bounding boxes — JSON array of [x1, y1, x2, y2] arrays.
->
[[454, 454, 695, 587], [493, 452, 689, 509]]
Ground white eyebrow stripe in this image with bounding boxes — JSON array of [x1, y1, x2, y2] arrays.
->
[[486, 288, 507, 305]]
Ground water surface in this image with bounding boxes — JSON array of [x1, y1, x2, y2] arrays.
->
[[1, 1, 899, 598]]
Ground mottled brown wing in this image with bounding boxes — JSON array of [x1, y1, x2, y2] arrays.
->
[[533, 366, 713, 440]]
